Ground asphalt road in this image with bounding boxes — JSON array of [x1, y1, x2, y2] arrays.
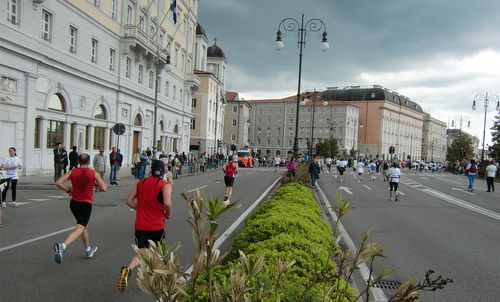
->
[[317, 169, 500, 302], [0, 168, 281, 302]]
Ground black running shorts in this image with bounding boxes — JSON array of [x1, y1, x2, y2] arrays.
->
[[338, 167, 345, 175], [389, 182, 399, 191], [224, 176, 235, 187], [135, 229, 165, 249], [70, 200, 93, 227]]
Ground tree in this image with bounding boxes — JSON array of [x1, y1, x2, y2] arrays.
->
[[447, 133, 476, 163], [490, 114, 500, 160], [317, 136, 339, 158]]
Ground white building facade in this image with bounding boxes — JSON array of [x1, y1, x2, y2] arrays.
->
[[0, 0, 199, 175]]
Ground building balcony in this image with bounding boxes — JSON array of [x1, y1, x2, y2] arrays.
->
[[122, 25, 169, 65], [185, 73, 201, 91]]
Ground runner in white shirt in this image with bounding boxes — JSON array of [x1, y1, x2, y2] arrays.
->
[[388, 162, 402, 201], [325, 157, 333, 173], [356, 161, 365, 180], [273, 156, 281, 172]]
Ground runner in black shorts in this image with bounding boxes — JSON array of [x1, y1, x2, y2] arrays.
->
[[118, 160, 172, 292], [388, 162, 402, 202], [53, 153, 107, 264], [222, 155, 238, 206]]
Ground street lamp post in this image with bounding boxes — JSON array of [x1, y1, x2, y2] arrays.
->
[[152, 54, 172, 159], [275, 14, 329, 157], [472, 92, 500, 161], [451, 115, 471, 137], [301, 90, 327, 155]]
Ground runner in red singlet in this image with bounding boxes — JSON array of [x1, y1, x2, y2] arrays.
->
[[53, 153, 107, 264], [118, 160, 172, 292], [222, 155, 238, 206]]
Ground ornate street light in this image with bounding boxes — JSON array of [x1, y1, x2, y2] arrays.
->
[[275, 14, 329, 157], [152, 54, 172, 159], [301, 90, 328, 155], [472, 92, 500, 161]]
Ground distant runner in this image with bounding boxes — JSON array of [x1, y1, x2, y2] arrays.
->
[[388, 162, 402, 202], [222, 155, 238, 206]]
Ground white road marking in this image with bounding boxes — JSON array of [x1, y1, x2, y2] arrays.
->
[[215, 181, 222, 184], [12, 202, 31, 205], [48, 196, 68, 199], [420, 177, 429, 180], [316, 185, 388, 302], [452, 187, 475, 195], [402, 178, 500, 222], [187, 185, 207, 193], [363, 184, 372, 191], [0, 227, 74, 253], [28, 199, 50, 202], [398, 191, 405, 195], [338, 186, 353, 195], [184, 177, 282, 276]]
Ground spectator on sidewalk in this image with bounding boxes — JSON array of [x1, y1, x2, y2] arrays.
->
[[116, 149, 123, 181], [132, 148, 141, 179], [62, 146, 69, 174], [69, 146, 79, 170], [93, 149, 106, 191], [1, 147, 22, 208], [53, 143, 65, 182], [109, 147, 120, 185], [486, 160, 497, 192], [172, 155, 181, 179], [138, 150, 149, 180]]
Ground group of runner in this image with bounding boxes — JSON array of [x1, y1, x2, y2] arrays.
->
[[52, 152, 238, 293], [311, 157, 402, 201]]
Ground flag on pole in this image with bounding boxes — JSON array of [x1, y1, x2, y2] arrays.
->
[[170, 0, 177, 24]]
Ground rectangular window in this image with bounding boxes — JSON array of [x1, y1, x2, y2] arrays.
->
[[126, 4, 133, 24], [138, 65, 143, 83], [90, 0, 101, 7], [148, 70, 154, 88], [93, 127, 105, 150], [232, 119, 237, 127], [111, 0, 118, 19], [173, 85, 176, 100], [191, 98, 196, 108], [231, 134, 236, 141], [69, 25, 78, 53], [190, 118, 196, 130], [34, 118, 41, 148], [233, 105, 237, 113], [165, 81, 169, 96], [41, 10, 53, 42], [180, 89, 183, 103], [91, 38, 98, 63], [138, 13, 145, 31], [109, 49, 115, 71], [126, 57, 131, 77], [7, 0, 19, 25], [46, 120, 64, 148]]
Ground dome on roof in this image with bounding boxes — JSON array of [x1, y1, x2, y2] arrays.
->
[[196, 23, 208, 40], [207, 40, 226, 59]]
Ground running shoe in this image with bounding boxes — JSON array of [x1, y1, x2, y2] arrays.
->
[[395, 195, 399, 202], [1, 202, 6, 208], [54, 243, 65, 264], [86, 245, 98, 258], [11, 202, 19, 208], [117, 266, 131, 292]]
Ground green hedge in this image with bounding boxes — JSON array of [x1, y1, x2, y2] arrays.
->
[[225, 182, 352, 301]]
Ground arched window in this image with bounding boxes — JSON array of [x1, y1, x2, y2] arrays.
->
[[48, 93, 66, 112], [94, 105, 107, 120], [134, 114, 142, 126], [173, 124, 179, 134], [160, 120, 165, 131]]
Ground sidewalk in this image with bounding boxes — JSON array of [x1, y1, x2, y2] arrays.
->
[[16, 165, 219, 190]]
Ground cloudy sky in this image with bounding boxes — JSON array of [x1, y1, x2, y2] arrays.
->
[[198, 0, 500, 147]]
